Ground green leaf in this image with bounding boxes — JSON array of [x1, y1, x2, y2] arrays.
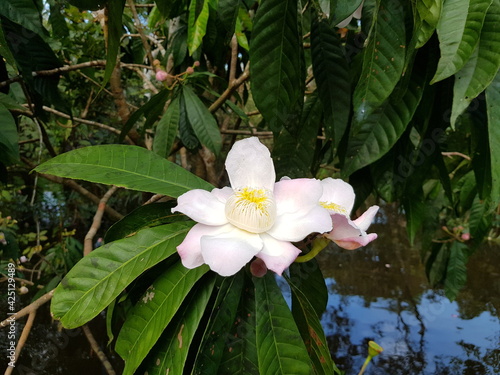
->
[[250, 0, 304, 134], [143, 277, 215, 375], [34, 145, 214, 197], [121, 89, 170, 142], [425, 242, 449, 286], [344, 63, 427, 176], [48, 0, 69, 39], [450, 0, 500, 126], [153, 95, 180, 158], [253, 273, 313, 375], [431, 0, 493, 84], [116, 261, 209, 375], [0, 0, 47, 38], [192, 273, 245, 374], [187, 0, 210, 55], [273, 93, 322, 179], [154, 0, 176, 19], [289, 260, 328, 318], [403, 193, 426, 245], [353, 0, 406, 119], [182, 85, 222, 155], [485, 68, 500, 206], [218, 274, 259, 375], [51, 223, 193, 328], [0, 18, 16, 69], [218, 0, 239, 37], [330, 0, 364, 26], [469, 194, 494, 244], [0, 102, 19, 164], [311, 15, 350, 150], [287, 276, 340, 375], [414, 0, 443, 49], [444, 241, 468, 301], [104, 202, 186, 243], [103, 0, 125, 85]]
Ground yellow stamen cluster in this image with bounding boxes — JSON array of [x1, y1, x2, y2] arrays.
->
[[320, 201, 348, 215], [225, 187, 276, 233]]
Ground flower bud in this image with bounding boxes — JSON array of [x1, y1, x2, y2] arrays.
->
[[461, 233, 470, 241], [193, 61, 200, 67], [186, 67, 194, 75], [155, 70, 169, 82], [250, 258, 267, 277]]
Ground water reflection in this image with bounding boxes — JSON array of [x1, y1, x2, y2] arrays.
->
[[316, 206, 500, 375]]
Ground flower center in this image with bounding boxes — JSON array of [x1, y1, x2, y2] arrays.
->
[[320, 201, 349, 215], [225, 187, 276, 233]]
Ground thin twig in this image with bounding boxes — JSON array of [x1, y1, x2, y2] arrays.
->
[[229, 35, 238, 83], [82, 325, 116, 375], [0, 290, 53, 328], [208, 63, 250, 114], [4, 311, 37, 375], [84, 186, 120, 256], [127, 0, 155, 66], [441, 151, 471, 161]]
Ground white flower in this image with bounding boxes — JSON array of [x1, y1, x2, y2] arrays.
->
[[172, 137, 332, 276], [319, 178, 378, 250], [336, 1, 364, 28]]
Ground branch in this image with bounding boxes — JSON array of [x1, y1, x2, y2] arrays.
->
[[208, 63, 250, 114], [84, 186, 120, 256], [82, 325, 116, 375], [4, 311, 37, 375], [441, 151, 471, 161], [0, 290, 53, 328], [127, 0, 155, 66]]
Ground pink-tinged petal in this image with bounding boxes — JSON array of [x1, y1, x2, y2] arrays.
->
[[225, 137, 276, 190], [172, 189, 228, 226], [353, 205, 379, 232], [334, 233, 378, 250], [201, 227, 263, 276], [325, 213, 364, 240], [353, 1, 364, 19], [177, 223, 225, 269], [257, 234, 301, 276], [320, 178, 355, 215], [268, 178, 331, 240]]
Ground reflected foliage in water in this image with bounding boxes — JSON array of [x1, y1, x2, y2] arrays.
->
[[317, 207, 500, 375]]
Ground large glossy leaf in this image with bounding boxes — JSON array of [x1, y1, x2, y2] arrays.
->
[[182, 85, 222, 155], [218, 0, 239, 39], [192, 272, 245, 374], [153, 95, 180, 158], [154, 0, 176, 18], [352, 0, 406, 120], [104, 201, 186, 243], [289, 260, 327, 318], [450, 0, 500, 126], [311, 15, 350, 150], [253, 273, 313, 375], [343, 63, 427, 176], [103, 0, 125, 84], [0, 102, 19, 164], [143, 277, 215, 375], [287, 276, 340, 375], [469, 194, 494, 244], [0, 19, 16, 69], [218, 274, 259, 375], [444, 241, 468, 301], [485, 69, 500, 206], [48, 0, 69, 39], [414, 0, 443, 49], [116, 261, 209, 375], [273, 93, 322, 179], [0, 0, 47, 38], [250, 0, 304, 134], [50, 222, 193, 328], [187, 0, 210, 55], [34, 145, 214, 197], [431, 0, 493, 83]]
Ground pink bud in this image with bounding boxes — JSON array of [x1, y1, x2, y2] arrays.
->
[[193, 61, 200, 67], [186, 67, 194, 75], [461, 233, 470, 241], [155, 70, 169, 82], [250, 258, 267, 277]]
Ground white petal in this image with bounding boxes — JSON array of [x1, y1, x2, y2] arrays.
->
[[336, 15, 354, 28], [267, 179, 332, 241], [177, 223, 224, 269], [211, 186, 233, 203], [353, 205, 379, 232], [225, 137, 276, 190], [324, 213, 377, 250], [320, 178, 355, 215], [257, 234, 301, 275], [172, 189, 228, 226], [353, 1, 364, 19], [201, 227, 263, 276]]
